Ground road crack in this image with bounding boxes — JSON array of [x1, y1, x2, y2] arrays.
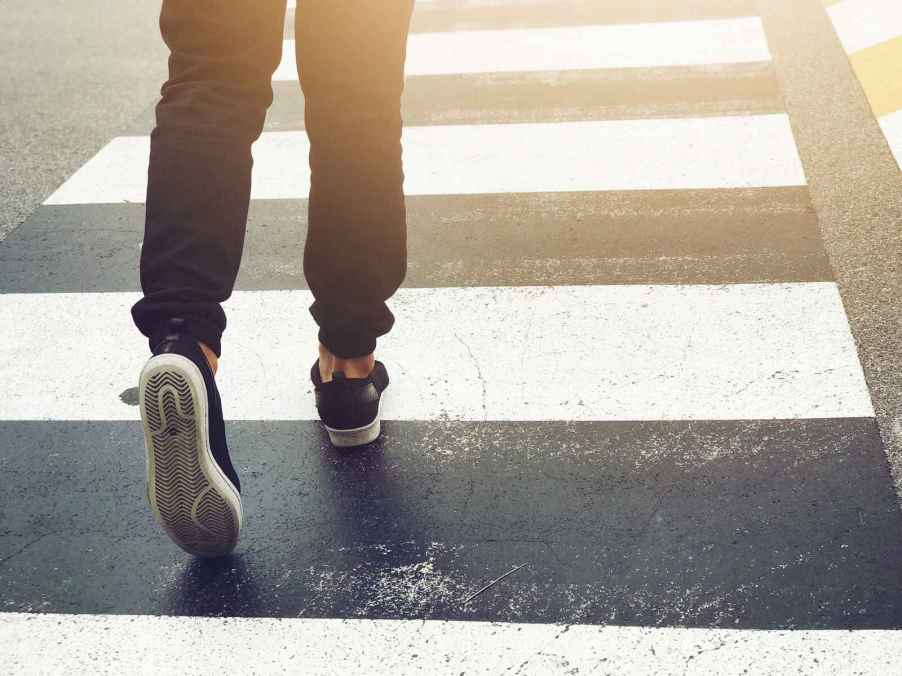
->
[[455, 332, 487, 421]]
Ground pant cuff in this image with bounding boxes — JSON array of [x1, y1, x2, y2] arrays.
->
[[318, 327, 377, 359], [146, 316, 224, 358]]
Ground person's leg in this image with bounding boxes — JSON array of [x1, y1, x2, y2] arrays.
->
[[295, 0, 415, 381], [131, 0, 287, 367], [133, 0, 286, 558]]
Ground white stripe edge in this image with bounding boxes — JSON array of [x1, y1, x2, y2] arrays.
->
[[1, 612, 900, 675], [0, 283, 874, 421]]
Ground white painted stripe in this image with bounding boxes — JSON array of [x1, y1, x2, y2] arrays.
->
[[827, 0, 902, 54], [1, 612, 899, 676], [44, 115, 805, 205], [0, 283, 873, 421], [44, 136, 151, 205], [275, 18, 771, 79], [879, 107, 902, 169]]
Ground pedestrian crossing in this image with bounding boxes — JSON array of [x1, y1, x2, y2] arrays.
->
[[0, 283, 874, 421], [45, 115, 806, 204], [1, 612, 899, 674], [2, 0, 902, 672], [287, 0, 765, 35], [277, 17, 772, 79]]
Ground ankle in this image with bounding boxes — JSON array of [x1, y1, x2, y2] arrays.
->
[[198, 341, 218, 376], [333, 357, 374, 378], [319, 342, 374, 379]]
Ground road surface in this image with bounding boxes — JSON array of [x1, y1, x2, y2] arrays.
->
[[2, 0, 902, 672]]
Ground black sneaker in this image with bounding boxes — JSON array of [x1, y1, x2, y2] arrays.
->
[[138, 317, 242, 558], [310, 359, 389, 447]]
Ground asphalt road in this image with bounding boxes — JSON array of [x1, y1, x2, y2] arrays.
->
[[2, 0, 902, 672], [0, 0, 166, 240]]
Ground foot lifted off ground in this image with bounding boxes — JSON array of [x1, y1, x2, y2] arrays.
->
[[139, 354, 241, 558]]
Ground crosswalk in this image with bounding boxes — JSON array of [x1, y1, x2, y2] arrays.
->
[[2, 0, 902, 673], [43, 116, 808, 203], [277, 17, 772, 78], [1, 613, 900, 673]]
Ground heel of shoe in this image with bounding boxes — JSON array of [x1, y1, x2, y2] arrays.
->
[[325, 416, 381, 447], [312, 360, 387, 448]]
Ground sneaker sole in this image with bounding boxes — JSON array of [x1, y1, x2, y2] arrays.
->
[[323, 395, 384, 448], [139, 353, 242, 558]]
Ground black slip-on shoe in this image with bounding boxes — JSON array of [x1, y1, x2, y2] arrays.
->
[[311, 359, 389, 448], [139, 318, 242, 558]]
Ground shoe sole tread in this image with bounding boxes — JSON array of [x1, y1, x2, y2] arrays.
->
[[139, 354, 241, 558]]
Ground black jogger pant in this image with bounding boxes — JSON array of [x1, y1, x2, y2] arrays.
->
[[131, 0, 414, 359]]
